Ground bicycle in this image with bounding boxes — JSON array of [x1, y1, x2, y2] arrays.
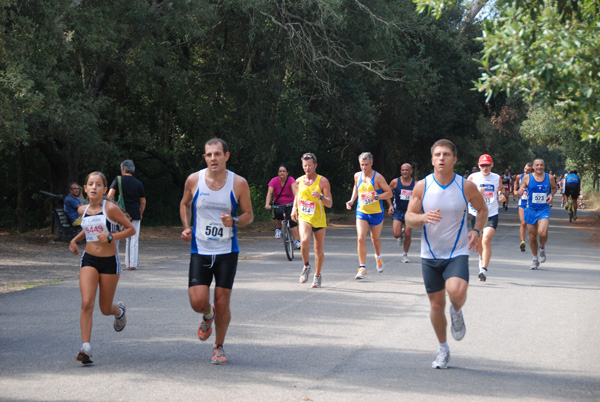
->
[[272, 203, 295, 261]]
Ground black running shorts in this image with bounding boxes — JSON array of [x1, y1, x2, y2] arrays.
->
[[421, 255, 469, 294], [188, 252, 238, 289]]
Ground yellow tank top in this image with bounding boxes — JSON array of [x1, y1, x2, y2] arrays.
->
[[357, 172, 383, 214], [297, 175, 327, 228]]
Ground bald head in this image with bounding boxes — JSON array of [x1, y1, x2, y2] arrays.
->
[[401, 163, 413, 178]]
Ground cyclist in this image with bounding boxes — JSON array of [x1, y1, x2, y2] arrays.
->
[[265, 163, 300, 249], [564, 170, 581, 221]]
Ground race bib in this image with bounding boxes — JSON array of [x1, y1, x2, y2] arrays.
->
[[198, 219, 232, 242], [359, 192, 376, 206], [480, 184, 494, 204], [399, 189, 412, 201], [83, 215, 107, 242], [532, 192, 547, 204], [299, 199, 316, 215]]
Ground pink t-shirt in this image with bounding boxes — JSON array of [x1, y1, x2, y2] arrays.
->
[[268, 176, 296, 205]]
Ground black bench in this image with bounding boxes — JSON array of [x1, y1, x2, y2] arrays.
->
[[52, 208, 80, 241]]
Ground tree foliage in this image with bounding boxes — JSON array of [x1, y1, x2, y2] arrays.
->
[[1, 0, 547, 230]]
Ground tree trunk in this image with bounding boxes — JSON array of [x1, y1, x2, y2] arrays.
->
[[16, 144, 27, 232], [36, 138, 79, 196]]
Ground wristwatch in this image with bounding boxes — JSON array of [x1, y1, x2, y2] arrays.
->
[[472, 229, 481, 237], [232, 217, 240, 226], [375, 194, 379, 201], [107, 233, 113, 243], [320, 193, 324, 200]]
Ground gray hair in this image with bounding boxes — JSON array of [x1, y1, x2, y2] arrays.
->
[[358, 152, 373, 162], [120, 160, 135, 174]]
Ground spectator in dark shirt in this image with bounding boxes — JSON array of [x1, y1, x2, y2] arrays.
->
[[107, 160, 147, 270], [64, 182, 83, 226]]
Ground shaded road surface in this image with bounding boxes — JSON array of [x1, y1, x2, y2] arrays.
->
[[1, 205, 599, 401]]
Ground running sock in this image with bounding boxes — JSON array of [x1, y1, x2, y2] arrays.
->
[[303, 262, 310, 268], [116, 305, 125, 319], [375, 254, 381, 260], [214, 344, 223, 349], [82, 342, 91, 351], [359, 264, 366, 268], [533, 256, 539, 261], [403, 252, 408, 256], [204, 306, 214, 320], [439, 342, 449, 350]]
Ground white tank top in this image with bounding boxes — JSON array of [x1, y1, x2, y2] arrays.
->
[[191, 169, 239, 255], [421, 173, 469, 259], [81, 200, 118, 242], [468, 171, 500, 217]]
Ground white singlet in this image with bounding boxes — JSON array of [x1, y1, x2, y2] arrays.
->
[[468, 171, 500, 217], [81, 200, 118, 242], [421, 173, 469, 260], [191, 169, 239, 255]]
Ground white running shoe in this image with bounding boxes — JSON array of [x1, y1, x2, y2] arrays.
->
[[450, 305, 466, 341], [530, 259, 540, 270], [478, 267, 487, 282], [355, 267, 367, 280], [114, 302, 126, 332], [294, 240, 301, 250], [311, 274, 322, 288], [538, 247, 546, 263], [375, 256, 384, 273], [432, 347, 450, 369], [275, 229, 282, 239], [299, 265, 311, 283], [402, 255, 410, 264]]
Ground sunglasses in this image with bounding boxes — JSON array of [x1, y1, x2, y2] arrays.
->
[[479, 164, 491, 168]]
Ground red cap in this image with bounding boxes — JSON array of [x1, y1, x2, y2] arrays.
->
[[478, 154, 493, 165]]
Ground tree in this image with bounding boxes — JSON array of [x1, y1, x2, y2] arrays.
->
[[414, 0, 600, 140]]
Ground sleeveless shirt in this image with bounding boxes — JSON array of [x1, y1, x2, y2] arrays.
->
[[297, 175, 327, 228], [81, 200, 118, 242], [421, 173, 469, 260], [191, 169, 239, 255], [356, 172, 383, 215], [468, 171, 500, 217], [526, 173, 551, 211], [393, 178, 415, 212]]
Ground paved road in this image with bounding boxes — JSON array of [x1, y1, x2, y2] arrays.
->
[[1, 205, 599, 401]]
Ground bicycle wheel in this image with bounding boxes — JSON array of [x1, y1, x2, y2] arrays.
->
[[283, 221, 294, 261]]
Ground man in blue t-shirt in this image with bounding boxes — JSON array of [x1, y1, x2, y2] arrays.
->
[[63, 182, 83, 226], [107, 160, 147, 270]]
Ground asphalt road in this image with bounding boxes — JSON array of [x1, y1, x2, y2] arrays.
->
[[1, 205, 599, 401]]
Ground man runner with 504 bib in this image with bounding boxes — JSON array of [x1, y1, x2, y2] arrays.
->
[[180, 138, 254, 365]]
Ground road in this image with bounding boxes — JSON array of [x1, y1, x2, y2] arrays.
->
[[1, 205, 599, 401]]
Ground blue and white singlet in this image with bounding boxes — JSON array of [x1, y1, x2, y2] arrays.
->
[[191, 169, 239, 255], [421, 173, 469, 260]]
